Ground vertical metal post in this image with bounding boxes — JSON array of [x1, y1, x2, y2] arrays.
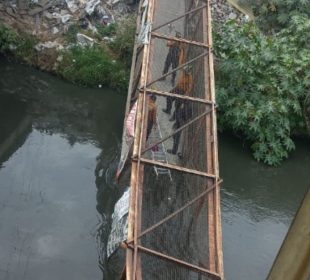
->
[[206, 0, 223, 277], [126, 0, 156, 279], [267, 188, 310, 280]]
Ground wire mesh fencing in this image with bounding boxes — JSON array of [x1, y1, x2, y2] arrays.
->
[[121, 0, 223, 279]]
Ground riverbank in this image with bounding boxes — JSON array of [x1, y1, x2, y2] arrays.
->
[[0, 16, 135, 91], [3, 1, 308, 166], [0, 0, 245, 91], [0, 0, 140, 91]]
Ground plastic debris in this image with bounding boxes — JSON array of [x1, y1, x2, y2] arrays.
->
[[106, 188, 130, 258], [76, 33, 95, 47]]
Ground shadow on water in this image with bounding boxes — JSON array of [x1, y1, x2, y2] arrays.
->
[[0, 57, 126, 280], [219, 133, 310, 280], [0, 95, 32, 165], [1, 57, 309, 280]]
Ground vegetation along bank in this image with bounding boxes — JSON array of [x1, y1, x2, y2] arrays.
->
[[0, 0, 309, 166]]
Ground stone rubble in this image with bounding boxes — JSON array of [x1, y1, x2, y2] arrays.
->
[[210, 0, 246, 23], [76, 32, 95, 47], [0, 0, 134, 39], [0, 0, 246, 46], [0, 0, 247, 71]]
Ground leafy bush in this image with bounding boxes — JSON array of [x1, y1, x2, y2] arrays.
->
[[0, 24, 18, 52], [0, 24, 37, 63], [109, 16, 136, 67], [65, 24, 80, 43], [96, 23, 117, 37], [58, 46, 129, 92], [214, 16, 310, 165], [60, 18, 135, 90], [240, 0, 310, 33]]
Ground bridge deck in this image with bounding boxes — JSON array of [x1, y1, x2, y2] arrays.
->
[[122, 1, 223, 279]]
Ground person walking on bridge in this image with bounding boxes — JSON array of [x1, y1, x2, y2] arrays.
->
[[146, 94, 157, 141], [161, 31, 184, 86], [164, 66, 193, 155], [162, 65, 193, 119]]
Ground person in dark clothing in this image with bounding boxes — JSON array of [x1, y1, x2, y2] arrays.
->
[[162, 65, 193, 120], [167, 101, 192, 155], [161, 32, 183, 85], [146, 94, 157, 141], [165, 66, 194, 155]]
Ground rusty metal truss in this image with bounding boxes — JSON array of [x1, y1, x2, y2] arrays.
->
[[121, 0, 223, 279]]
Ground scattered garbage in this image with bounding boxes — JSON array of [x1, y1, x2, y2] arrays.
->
[[35, 41, 64, 51], [60, 13, 72, 23], [76, 33, 95, 47], [52, 27, 60, 34], [106, 188, 130, 258], [65, 0, 79, 13], [85, 0, 100, 15]]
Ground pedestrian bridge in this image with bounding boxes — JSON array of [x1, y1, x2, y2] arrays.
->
[[118, 0, 223, 279]]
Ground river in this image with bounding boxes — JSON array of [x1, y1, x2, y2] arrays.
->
[[0, 58, 309, 280]]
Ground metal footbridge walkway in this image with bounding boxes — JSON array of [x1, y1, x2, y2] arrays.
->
[[119, 0, 223, 279]]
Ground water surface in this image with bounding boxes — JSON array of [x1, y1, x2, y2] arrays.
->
[[0, 58, 309, 279], [220, 134, 310, 280], [0, 57, 125, 280]]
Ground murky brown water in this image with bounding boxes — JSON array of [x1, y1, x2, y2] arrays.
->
[[0, 57, 309, 279]]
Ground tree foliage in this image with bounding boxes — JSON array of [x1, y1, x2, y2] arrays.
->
[[240, 0, 310, 33], [214, 15, 310, 165]]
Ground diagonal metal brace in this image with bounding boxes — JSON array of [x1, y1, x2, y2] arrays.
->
[[141, 106, 215, 155], [135, 157, 216, 178], [152, 32, 210, 48], [152, 3, 207, 32], [145, 50, 209, 88], [127, 179, 222, 244], [126, 244, 222, 280], [143, 87, 214, 105]]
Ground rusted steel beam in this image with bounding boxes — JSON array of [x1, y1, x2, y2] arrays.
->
[[142, 87, 214, 105], [142, 107, 215, 154], [127, 94, 144, 280], [267, 188, 310, 280], [127, 244, 222, 280], [151, 32, 210, 48], [131, 0, 156, 279], [125, 8, 144, 115], [145, 50, 209, 88], [126, 179, 222, 244], [135, 158, 216, 179], [194, 0, 215, 275], [141, 107, 214, 155], [207, 0, 223, 276], [126, 1, 153, 278], [152, 3, 207, 32]]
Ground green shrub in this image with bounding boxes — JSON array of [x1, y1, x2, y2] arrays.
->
[[58, 46, 129, 92], [214, 16, 310, 165], [0, 24, 18, 52], [96, 23, 117, 37], [240, 0, 310, 33], [15, 34, 37, 62], [109, 16, 136, 68], [65, 24, 80, 43], [0, 24, 37, 63]]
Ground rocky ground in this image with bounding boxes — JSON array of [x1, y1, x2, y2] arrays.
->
[[0, 0, 137, 69], [0, 0, 246, 72], [211, 0, 247, 23], [0, 0, 136, 39]]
